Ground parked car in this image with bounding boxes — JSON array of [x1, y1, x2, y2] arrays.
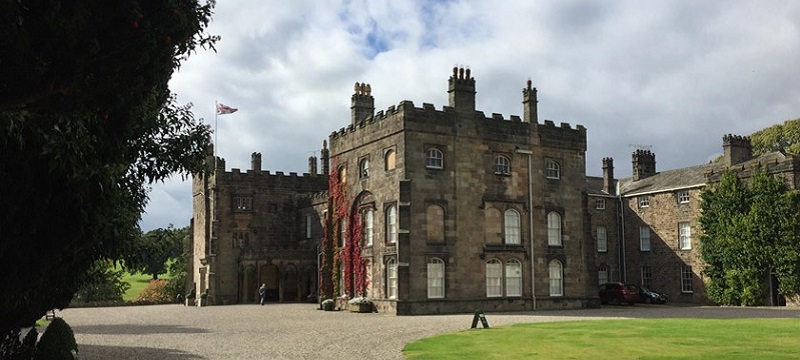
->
[[636, 285, 668, 304], [598, 282, 640, 305]]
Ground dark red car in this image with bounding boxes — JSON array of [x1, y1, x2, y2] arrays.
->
[[598, 282, 640, 305]]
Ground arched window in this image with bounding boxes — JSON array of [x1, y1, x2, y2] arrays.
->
[[386, 258, 398, 299], [386, 205, 397, 244], [486, 259, 503, 297], [364, 208, 374, 246], [427, 258, 445, 299], [384, 149, 396, 171], [505, 259, 522, 297], [549, 260, 563, 296], [504, 209, 521, 245], [426, 204, 445, 243], [426, 148, 443, 169], [359, 158, 369, 178], [494, 156, 510, 175], [547, 212, 562, 246], [545, 159, 560, 179], [337, 165, 347, 184]]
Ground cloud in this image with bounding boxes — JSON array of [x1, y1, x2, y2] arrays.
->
[[141, 0, 800, 231]]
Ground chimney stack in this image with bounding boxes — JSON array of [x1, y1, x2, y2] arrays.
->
[[632, 150, 656, 181], [251, 152, 262, 172], [308, 155, 318, 176], [321, 140, 330, 176], [602, 157, 615, 195], [351, 82, 375, 125], [722, 134, 752, 166], [448, 66, 476, 115], [522, 78, 538, 124]]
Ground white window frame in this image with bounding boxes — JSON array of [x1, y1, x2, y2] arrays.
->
[[387, 258, 398, 299], [364, 209, 374, 246], [494, 156, 510, 175], [425, 148, 443, 169], [679, 222, 692, 250], [640, 226, 651, 251], [504, 209, 521, 245], [548, 260, 563, 296], [638, 196, 650, 208], [598, 266, 608, 285], [427, 258, 445, 299], [677, 190, 690, 204], [386, 205, 397, 244], [681, 266, 693, 293], [596, 226, 607, 252], [547, 212, 562, 246], [545, 159, 561, 179], [486, 259, 503, 297], [505, 260, 522, 297], [596, 198, 606, 210]]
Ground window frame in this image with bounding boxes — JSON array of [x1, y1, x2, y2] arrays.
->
[[427, 257, 445, 299], [596, 226, 607, 252], [548, 260, 563, 296], [494, 155, 510, 175], [677, 190, 690, 204], [640, 226, 651, 251], [233, 196, 252, 211], [504, 209, 521, 245], [681, 266, 693, 293], [505, 259, 522, 297], [425, 148, 444, 169], [384, 149, 396, 171], [358, 157, 370, 178], [595, 198, 606, 210], [387, 258, 398, 299], [598, 265, 608, 285], [386, 205, 397, 244], [679, 222, 691, 250], [638, 196, 650, 208], [305, 213, 313, 239], [545, 159, 561, 180], [547, 212, 562, 246], [364, 208, 374, 246], [641, 265, 652, 288], [486, 259, 503, 297]]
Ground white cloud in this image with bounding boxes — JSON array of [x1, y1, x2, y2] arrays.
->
[[140, 0, 800, 231]]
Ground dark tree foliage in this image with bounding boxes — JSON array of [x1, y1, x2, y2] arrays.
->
[[74, 261, 131, 302], [699, 169, 800, 305], [0, 0, 217, 333], [749, 118, 800, 156], [124, 226, 185, 280]]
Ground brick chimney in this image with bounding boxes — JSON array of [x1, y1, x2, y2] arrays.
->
[[632, 150, 656, 181], [351, 82, 374, 125], [602, 157, 615, 195], [448, 66, 476, 115], [722, 134, 752, 166]]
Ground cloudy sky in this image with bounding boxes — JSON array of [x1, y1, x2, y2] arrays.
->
[[141, 0, 800, 231]]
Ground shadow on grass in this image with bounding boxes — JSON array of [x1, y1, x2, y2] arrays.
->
[[483, 304, 800, 320], [77, 344, 205, 359], [71, 324, 208, 335]]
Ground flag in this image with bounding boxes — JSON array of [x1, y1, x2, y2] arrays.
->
[[216, 103, 238, 115]]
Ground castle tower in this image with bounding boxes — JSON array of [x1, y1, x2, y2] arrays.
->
[[722, 134, 752, 166], [602, 157, 615, 195], [522, 78, 538, 124], [308, 155, 318, 176], [448, 66, 476, 115], [351, 82, 374, 125], [632, 150, 656, 181]]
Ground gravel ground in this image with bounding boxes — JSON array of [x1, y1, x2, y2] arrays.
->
[[55, 303, 800, 360]]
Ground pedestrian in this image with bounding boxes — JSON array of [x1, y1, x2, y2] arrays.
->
[[259, 284, 267, 305]]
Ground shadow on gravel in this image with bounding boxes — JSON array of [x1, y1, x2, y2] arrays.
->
[[77, 344, 205, 360], [71, 324, 208, 335]]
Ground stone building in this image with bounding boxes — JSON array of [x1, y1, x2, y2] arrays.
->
[[589, 135, 800, 305]]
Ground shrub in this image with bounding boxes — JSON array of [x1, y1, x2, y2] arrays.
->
[[34, 318, 77, 360], [74, 262, 130, 302], [135, 279, 172, 303], [164, 271, 187, 300], [321, 299, 335, 311], [1, 327, 37, 360]]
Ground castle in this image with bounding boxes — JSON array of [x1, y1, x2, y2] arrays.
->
[[190, 67, 799, 313]]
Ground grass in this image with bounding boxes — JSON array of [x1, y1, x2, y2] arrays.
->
[[121, 271, 171, 301], [403, 318, 800, 360]]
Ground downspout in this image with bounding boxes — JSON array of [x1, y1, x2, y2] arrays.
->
[[617, 182, 626, 282], [516, 148, 535, 310]]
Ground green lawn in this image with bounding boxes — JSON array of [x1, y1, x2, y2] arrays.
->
[[122, 272, 171, 301], [403, 318, 800, 360]]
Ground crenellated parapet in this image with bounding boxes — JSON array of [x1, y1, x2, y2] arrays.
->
[[537, 120, 588, 151]]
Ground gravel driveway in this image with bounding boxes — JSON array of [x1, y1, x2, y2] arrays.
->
[[56, 303, 800, 360]]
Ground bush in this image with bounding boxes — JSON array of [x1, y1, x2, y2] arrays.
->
[[34, 318, 77, 360], [321, 299, 335, 311], [135, 279, 172, 303], [164, 271, 187, 300], [1, 327, 37, 360], [74, 262, 130, 302]]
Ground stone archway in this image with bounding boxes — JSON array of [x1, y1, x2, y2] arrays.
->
[[283, 264, 298, 302], [259, 264, 279, 302]]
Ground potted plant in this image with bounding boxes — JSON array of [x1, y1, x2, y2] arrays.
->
[[347, 297, 373, 313], [198, 291, 209, 307], [321, 298, 335, 311]]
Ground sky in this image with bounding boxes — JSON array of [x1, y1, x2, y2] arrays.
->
[[141, 0, 800, 231]]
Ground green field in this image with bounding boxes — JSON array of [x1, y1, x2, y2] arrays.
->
[[404, 318, 800, 359], [122, 272, 171, 301]]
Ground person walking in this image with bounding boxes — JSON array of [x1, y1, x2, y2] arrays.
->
[[259, 284, 267, 305]]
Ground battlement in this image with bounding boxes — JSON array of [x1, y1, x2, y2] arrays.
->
[[723, 134, 751, 147], [722, 134, 752, 166], [537, 119, 588, 151]]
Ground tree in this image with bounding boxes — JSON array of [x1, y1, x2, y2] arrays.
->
[[0, 1, 217, 334], [74, 261, 131, 302], [749, 118, 800, 156], [699, 169, 800, 305], [124, 226, 185, 280]]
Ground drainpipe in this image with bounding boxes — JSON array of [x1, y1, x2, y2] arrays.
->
[[617, 182, 626, 282], [516, 148, 535, 311]]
